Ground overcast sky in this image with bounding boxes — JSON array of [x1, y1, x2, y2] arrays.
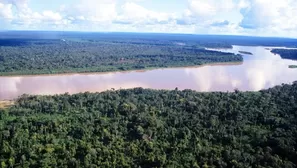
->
[[0, 0, 296, 37]]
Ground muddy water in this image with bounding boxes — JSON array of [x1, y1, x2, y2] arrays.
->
[[1, 45, 297, 100]]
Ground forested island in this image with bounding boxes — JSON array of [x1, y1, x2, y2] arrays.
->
[[238, 51, 253, 55], [289, 65, 297, 68], [1, 82, 297, 167], [0, 37, 242, 76], [271, 49, 297, 60]]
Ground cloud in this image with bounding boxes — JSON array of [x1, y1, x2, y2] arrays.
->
[[177, 0, 239, 27], [62, 0, 117, 23], [188, 0, 217, 17], [1, 0, 27, 8], [114, 2, 175, 25], [0, 0, 297, 37], [41, 11, 62, 21], [0, 3, 13, 19], [185, 0, 236, 18], [210, 20, 229, 27], [240, 0, 297, 30], [0, 0, 66, 30], [1, 0, 31, 18]]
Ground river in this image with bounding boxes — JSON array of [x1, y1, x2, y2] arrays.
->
[[1, 45, 297, 100]]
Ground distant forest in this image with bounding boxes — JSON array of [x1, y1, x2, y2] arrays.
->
[[0, 38, 242, 76], [1, 82, 297, 167], [1, 32, 297, 75], [0, 32, 250, 76], [271, 49, 297, 60]]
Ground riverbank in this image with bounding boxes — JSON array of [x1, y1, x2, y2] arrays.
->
[[2, 45, 297, 101], [0, 101, 14, 109], [0, 61, 243, 77]]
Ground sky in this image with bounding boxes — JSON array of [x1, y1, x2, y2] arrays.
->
[[0, 0, 297, 37]]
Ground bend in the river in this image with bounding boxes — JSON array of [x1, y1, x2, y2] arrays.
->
[[1, 45, 297, 100]]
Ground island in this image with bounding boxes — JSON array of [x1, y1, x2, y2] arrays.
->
[[239, 50, 253, 55], [271, 49, 297, 60], [289, 65, 297, 68], [1, 82, 297, 167]]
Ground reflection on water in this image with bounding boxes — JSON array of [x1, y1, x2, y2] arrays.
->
[[1, 46, 297, 100]]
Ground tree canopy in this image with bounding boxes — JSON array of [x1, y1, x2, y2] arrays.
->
[[1, 83, 297, 167], [0, 37, 242, 76], [271, 49, 297, 60]]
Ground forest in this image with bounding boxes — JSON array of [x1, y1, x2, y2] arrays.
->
[[1, 82, 297, 167], [0, 37, 242, 76], [289, 65, 297, 68], [271, 49, 297, 60], [238, 51, 253, 55], [2, 31, 297, 76]]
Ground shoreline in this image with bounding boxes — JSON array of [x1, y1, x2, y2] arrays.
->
[[0, 100, 14, 109], [0, 61, 243, 77]]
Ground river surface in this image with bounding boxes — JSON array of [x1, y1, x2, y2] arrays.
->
[[1, 45, 297, 100]]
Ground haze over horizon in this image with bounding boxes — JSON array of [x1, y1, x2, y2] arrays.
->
[[0, 0, 297, 38]]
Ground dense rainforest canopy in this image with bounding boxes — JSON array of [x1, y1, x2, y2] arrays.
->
[[289, 65, 297, 68], [271, 49, 297, 60], [1, 82, 297, 168], [0, 37, 242, 76], [2, 31, 297, 76]]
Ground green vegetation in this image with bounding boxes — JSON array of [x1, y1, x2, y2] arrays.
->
[[271, 49, 297, 60], [289, 65, 297, 68], [238, 51, 253, 55], [1, 83, 297, 167], [0, 38, 242, 76]]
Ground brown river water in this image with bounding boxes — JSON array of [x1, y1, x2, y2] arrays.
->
[[1, 45, 297, 100]]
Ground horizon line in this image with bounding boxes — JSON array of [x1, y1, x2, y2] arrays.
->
[[0, 30, 296, 40]]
